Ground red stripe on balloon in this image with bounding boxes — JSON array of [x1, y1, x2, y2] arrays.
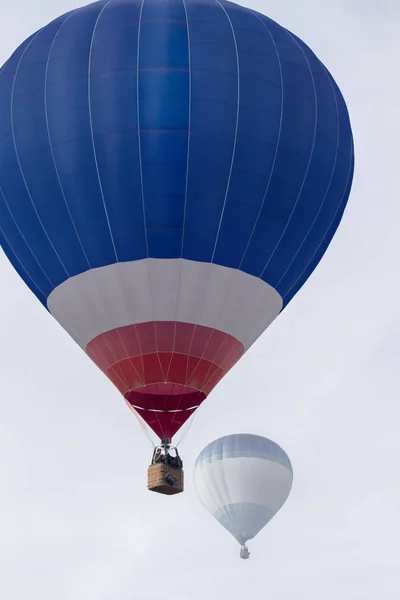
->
[[86, 321, 244, 438], [132, 405, 199, 440]]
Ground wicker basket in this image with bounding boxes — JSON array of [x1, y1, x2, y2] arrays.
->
[[147, 463, 184, 495]]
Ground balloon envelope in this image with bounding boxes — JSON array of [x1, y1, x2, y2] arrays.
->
[[0, 0, 353, 439], [193, 434, 293, 545]]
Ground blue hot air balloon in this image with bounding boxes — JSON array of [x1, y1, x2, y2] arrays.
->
[[194, 434, 293, 558], [0, 0, 354, 445]]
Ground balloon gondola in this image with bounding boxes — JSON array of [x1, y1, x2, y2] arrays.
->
[[147, 437, 184, 495], [0, 0, 353, 491]]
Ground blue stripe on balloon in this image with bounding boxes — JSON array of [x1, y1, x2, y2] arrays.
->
[[194, 433, 293, 472], [214, 502, 275, 545]]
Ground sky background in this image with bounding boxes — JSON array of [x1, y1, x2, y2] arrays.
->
[[0, 0, 400, 598]]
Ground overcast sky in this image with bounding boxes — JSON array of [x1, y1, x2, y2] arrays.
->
[[0, 0, 400, 598]]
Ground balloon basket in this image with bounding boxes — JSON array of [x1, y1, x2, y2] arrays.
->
[[147, 463, 184, 495]]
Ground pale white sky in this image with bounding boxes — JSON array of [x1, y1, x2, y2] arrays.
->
[[0, 1, 400, 598]]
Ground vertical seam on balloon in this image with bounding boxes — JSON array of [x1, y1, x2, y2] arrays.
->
[[0, 222, 47, 301], [184, 323, 198, 387], [132, 323, 148, 393], [46, 5, 134, 368], [136, 0, 149, 258], [163, 271, 181, 382], [189, 14, 284, 385], [186, 0, 240, 389], [199, 332, 230, 392], [112, 328, 146, 388], [0, 29, 45, 85], [4, 67, 40, 298], [211, 341, 242, 382], [107, 342, 139, 391], [188, 262, 255, 384], [100, 333, 132, 390], [136, 1, 165, 392], [0, 30, 51, 300], [133, 320, 166, 439], [106, 266, 148, 389], [44, 9, 92, 270], [282, 134, 354, 301], [154, 321, 167, 382], [167, 402, 187, 439], [259, 29, 319, 279], [124, 324, 147, 387], [185, 328, 220, 386], [185, 329, 214, 384], [0, 184, 55, 287], [0, 57, 10, 80], [146, 396, 167, 440], [45, 5, 141, 380], [210, 0, 240, 264], [165, 0, 192, 385], [274, 62, 341, 290], [10, 31, 70, 277], [188, 274, 240, 391], [203, 336, 240, 393], [184, 322, 219, 390], [88, 0, 119, 262], [237, 14, 284, 270], [181, 0, 192, 259]]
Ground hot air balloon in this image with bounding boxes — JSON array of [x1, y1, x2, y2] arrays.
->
[[0, 0, 353, 492], [193, 434, 293, 558]]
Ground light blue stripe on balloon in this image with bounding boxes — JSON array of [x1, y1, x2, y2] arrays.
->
[[214, 502, 274, 545], [195, 433, 292, 472]]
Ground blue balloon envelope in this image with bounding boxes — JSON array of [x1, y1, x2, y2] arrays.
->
[[0, 0, 354, 440]]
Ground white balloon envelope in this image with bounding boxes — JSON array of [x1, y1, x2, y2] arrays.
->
[[193, 434, 293, 557]]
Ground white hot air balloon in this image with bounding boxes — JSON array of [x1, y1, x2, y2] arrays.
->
[[193, 434, 293, 559]]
